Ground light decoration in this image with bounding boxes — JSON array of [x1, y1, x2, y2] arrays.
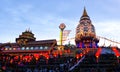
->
[[95, 48, 102, 62], [112, 47, 120, 63], [64, 50, 67, 53], [1, 48, 4, 50], [10, 59, 13, 63], [9, 48, 12, 50], [24, 56, 28, 61], [17, 48, 20, 50], [59, 50, 62, 55], [83, 50, 86, 55], [80, 53, 83, 57], [26, 47, 29, 50], [34, 54, 39, 60], [14, 56, 19, 60], [23, 55, 32, 62], [30, 47, 33, 50], [53, 52, 58, 57], [112, 47, 120, 57], [46, 55, 49, 60], [13, 48, 16, 50], [76, 54, 79, 59], [86, 48, 90, 53], [5, 48, 8, 50], [53, 53, 57, 57], [44, 54, 49, 59]]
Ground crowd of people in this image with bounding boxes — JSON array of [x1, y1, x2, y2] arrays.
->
[[0, 54, 77, 72], [70, 54, 120, 72], [0, 53, 120, 72]]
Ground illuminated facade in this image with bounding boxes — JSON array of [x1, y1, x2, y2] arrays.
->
[[75, 8, 99, 48], [0, 30, 57, 54]]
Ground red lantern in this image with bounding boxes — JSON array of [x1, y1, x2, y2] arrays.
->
[[80, 53, 83, 57], [76, 54, 79, 59], [112, 47, 120, 57], [95, 48, 102, 58]]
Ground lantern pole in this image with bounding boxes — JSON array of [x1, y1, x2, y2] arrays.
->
[[59, 23, 66, 46]]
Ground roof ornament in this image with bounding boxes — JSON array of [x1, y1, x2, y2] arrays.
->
[[82, 7, 89, 17], [25, 28, 32, 32]]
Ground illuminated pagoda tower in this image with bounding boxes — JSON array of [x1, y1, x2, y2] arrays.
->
[[75, 8, 99, 48]]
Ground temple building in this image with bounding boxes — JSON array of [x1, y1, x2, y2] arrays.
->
[[75, 8, 99, 48], [0, 30, 57, 54], [0, 6, 120, 72]]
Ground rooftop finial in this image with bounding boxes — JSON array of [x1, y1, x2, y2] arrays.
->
[[28, 27, 30, 30], [25, 27, 32, 32], [82, 7, 89, 17]]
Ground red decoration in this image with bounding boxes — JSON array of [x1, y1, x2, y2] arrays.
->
[[112, 47, 120, 57], [95, 48, 102, 58]]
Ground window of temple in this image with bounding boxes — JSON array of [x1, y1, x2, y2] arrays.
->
[[40, 46, 43, 50], [17, 48, 20, 50], [21, 47, 25, 50], [30, 47, 33, 50], [13, 48, 16, 50], [26, 47, 29, 50], [35, 47, 39, 50], [9, 48, 12, 50], [5, 48, 8, 50], [44, 46, 48, 49], [1, 47, 4, 50]]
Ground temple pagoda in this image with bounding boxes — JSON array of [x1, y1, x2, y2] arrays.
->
[[16, 29, 36, 45], [75, 8, 99, 48]]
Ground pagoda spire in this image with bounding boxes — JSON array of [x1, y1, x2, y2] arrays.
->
[[82, 7, 89, 17]]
